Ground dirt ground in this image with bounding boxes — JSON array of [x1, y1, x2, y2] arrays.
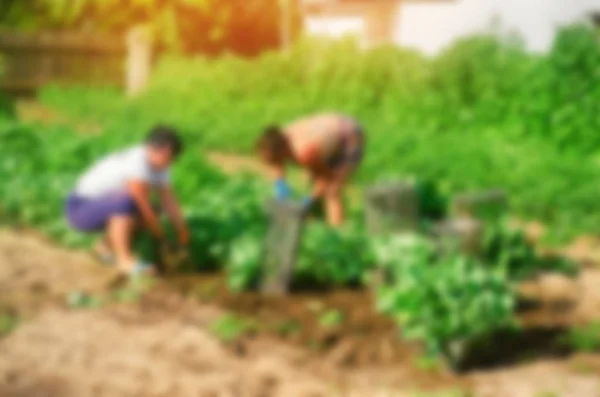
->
[[1, 230, 600, 397], [7, 101, 600, 396]]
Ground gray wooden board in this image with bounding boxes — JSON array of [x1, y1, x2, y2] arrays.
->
[[261, 199, 305, 295], [432, 217, 484, 257]]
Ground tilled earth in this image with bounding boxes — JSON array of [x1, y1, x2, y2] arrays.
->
[[1, 229, 600, 397]]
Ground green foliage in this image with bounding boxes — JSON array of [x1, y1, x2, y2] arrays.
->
[[39, 25, 600, 240], [209, 314, 256, 342], [111, 276, 156, 303], [0, 313, 18, 336], [226, 234, 262, 292], [273, 319, 302, 336], [295, 222, 374, 287], [483, 221, 579, 281], [318, 309, 344, 329], [0, 55, 14, 119], [226, 220, 375, 292], [561, 322, 600, 352], [416, 180, 448, 221], [67, 278, 155, 308], [3, 26, 597, 368], [1, 0, 285, 55], [135, 176, 268, 271], [0, 118, 239, 261], [67, 291, 104, 309], [374, 234, 516, 358]]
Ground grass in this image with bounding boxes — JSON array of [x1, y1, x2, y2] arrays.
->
[[0, 313, 18, 336], [209, 314, 258, 342], [560, 322, 600, 352], [273, 319, 302, 337], [414, 355, 444, 372], [111, 276, 156, 304], [570, 359, 595, 375], [35, 25, 600, 243], [319, 309, 345, 329], [192, 281, 220, 302], [67, 291, 104, 309]]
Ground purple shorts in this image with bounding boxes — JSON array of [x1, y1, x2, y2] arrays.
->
[[65, 192, 139, 232]]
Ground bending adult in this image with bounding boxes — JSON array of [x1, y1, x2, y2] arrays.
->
[[256, 112, 365, 226]]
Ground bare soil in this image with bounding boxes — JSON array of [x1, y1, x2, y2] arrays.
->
[[10, 101, 600, 395], [0, 229, 600, 396]]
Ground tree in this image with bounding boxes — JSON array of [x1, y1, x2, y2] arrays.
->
[[0, 0, 296, 56]]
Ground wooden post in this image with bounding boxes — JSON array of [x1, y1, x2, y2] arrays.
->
[[433, 217, 484, 257], [280, 0, 292, 50], [261, 199, 305, 295], [365, 181, 420, 236], [126, 26, 153, 97]]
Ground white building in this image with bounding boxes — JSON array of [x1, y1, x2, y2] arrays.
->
[[301, 0, 600, 54]]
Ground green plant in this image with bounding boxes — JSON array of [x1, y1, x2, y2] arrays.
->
[[67, 291, 104, 309], [570, 359, 595, 374], [0, 54, 14, 119], [226, 219, 375, 292], [111, 276, 156, 303], [209, 314, 257, 342], [318, 310, 344, 329], [0, 313, 18, 336], [416, 180, 448, 221], [294, 221, 374, 288], [483, 221, 578, 281], [413, 355, 443, 372], [374, 234, 516, 359], [1, 0, 283, 56], [37, 25, 600, 241], [273, 319, 302, 336], [226, 234, 263, 292], [561, 322, 600, 352]]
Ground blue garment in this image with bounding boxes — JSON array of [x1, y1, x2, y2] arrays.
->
[[274, 178, 292, 200]]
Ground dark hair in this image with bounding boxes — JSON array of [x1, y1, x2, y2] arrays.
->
[[146, 125, 184, 157], [255, 125, 289, 161]]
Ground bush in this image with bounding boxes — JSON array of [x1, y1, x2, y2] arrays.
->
[[374, 234, 516, 361], [0, 55, 15, 119], [483, 221, 579, 281], [38, 25, 600, 240], [227, 220, 374, 292]]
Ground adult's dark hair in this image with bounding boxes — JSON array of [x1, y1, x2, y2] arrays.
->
[[146, 125, 184, 157], [255, 125, 287, 157]]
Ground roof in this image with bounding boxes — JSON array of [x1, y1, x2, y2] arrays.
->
[[300, 0, 400, 13]]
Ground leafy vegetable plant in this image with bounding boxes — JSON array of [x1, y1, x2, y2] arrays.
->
[[374, 234, 516, 360]]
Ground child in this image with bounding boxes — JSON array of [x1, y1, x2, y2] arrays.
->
[[255, 112, 365, 226], [65, 126, 189, 275]]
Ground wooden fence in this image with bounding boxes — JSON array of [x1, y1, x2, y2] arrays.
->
[[0, 30, 127, 95]]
